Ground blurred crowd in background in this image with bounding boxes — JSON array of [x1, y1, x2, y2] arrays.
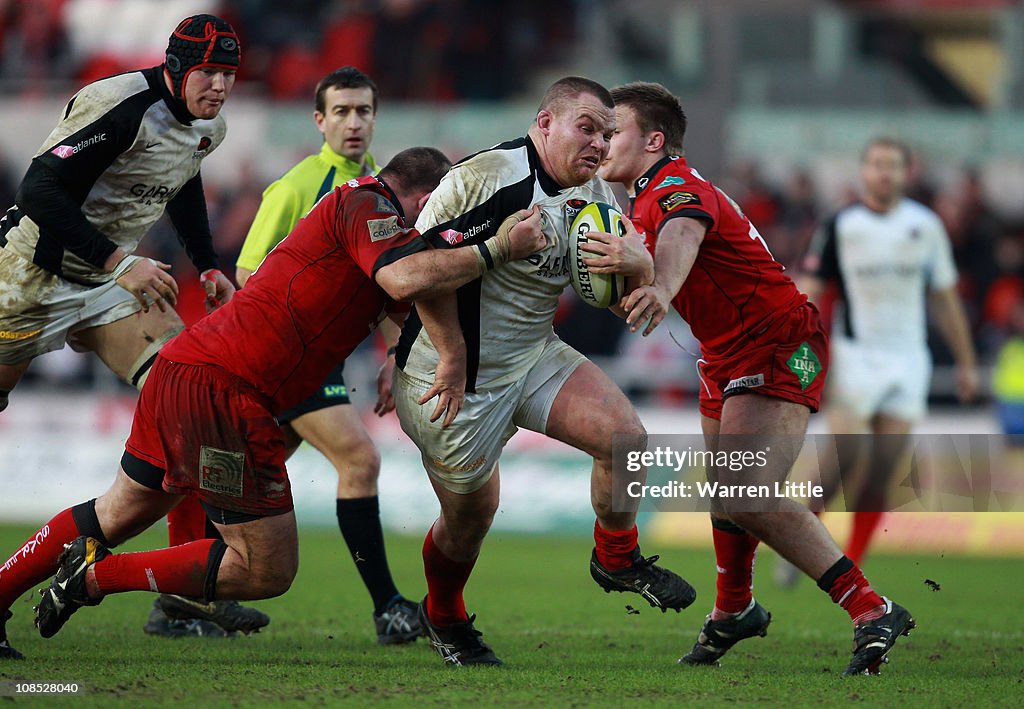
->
[[0, 0, 566, 101], [1, 0, 1022, 407]]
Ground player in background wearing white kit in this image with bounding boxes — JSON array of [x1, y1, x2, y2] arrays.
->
[[793, 137, 978, 572]]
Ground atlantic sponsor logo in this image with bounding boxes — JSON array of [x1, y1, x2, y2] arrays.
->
[[463, 219, 493, 241], [368, 215, 402, 242], [50, 132, 107, 159], [440, 229, 466, 245], [723, 373, 765, 393]]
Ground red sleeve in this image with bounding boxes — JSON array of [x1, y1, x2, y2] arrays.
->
[[339, 188, 427, 278], [649, 175, 719, 233]]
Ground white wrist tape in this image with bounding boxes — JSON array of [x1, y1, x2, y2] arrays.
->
[[111, 255, 143, 280]]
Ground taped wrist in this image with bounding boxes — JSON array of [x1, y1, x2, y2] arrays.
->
[[475, 232, 512, 273], [200, 268, 223, 285], [111, 255, 143, 280]]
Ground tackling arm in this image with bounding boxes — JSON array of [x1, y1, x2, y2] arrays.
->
[[375, 207, 545, 302], [619, 216, 707, 334], [412, 295, 467, 428]]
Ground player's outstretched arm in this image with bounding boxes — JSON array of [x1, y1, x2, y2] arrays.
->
[[375, 206, 546, 302], [620, 216, 706, 336]]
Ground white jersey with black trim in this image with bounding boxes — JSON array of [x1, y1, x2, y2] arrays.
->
[[1, 67, 225, 284], [809, 198, 957, 347], [396, 136, 617, 391]]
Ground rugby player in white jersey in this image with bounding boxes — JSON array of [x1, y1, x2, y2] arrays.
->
[[391, 76, 696, 666], [795, 137, 978, 569]]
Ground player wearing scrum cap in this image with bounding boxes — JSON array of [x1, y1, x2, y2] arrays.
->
[[0, 14, 244, 658]]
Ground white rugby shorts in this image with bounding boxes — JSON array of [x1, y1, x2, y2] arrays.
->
[[394, 334, 586, 494], [0, 248, 141, 363], [828, 336, 932, 423]]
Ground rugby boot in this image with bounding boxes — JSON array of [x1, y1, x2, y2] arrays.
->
[[418, 599, 502, 666], [158, 593, 269, 634], [373, 596, 421, 645], [34, 536, 108, 638], [144, 598, 234, 638], [678, 600, 772, 666], [843, 597, 915, 676], [1, 610, 24, 659], [590, 547, 696, 611]]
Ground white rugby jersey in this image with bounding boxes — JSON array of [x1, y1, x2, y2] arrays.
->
[[809, 198, 957, 346], [397, 136, 617, 391], [1, 67, 225, 284]]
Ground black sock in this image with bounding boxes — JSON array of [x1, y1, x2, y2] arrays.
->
[[71, 498, 113, 547], [337, 496, 400, 614]]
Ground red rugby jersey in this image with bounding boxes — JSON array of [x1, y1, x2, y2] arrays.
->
[[629, 156, 806, 357], [162, 176, 423, 413]]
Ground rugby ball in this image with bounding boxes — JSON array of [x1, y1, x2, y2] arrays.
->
[[568, 201, 627, 308]]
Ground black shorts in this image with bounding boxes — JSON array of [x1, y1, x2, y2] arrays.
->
[[276, 361, 351, 424]]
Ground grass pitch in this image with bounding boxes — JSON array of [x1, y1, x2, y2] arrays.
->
[[0, 524, 1021, 707]]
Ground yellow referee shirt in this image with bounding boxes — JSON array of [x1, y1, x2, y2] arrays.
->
[[236, 142, 378, 272]]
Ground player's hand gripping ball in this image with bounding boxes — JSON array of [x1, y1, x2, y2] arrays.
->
[[568, 201, 627, 308]]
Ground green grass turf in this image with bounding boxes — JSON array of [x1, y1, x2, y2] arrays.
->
[[0, 524, 1021, 707]]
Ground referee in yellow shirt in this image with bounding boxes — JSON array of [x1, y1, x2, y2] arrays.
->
[[236, 67, 420, 644]]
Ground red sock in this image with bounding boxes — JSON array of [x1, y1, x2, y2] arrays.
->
[[92, 539, 219, 598], [167, 495, 208, 546], [422, 526, 476, 626], [0, 508, 81, 614], [711, 519, 760, 616], [845, 511, 884, 566], [593, 521, 638, 571], [818, 556, 884, 624]]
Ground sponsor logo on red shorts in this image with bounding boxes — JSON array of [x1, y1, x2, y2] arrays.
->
[[199, 445, 245, 497]]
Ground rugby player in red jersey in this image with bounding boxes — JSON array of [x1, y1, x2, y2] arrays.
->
[[0, 147, 547, 655], [593, 82, 914, 676]]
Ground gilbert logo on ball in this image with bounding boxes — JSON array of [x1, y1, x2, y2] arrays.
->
[[568, 201, 627, 309]]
